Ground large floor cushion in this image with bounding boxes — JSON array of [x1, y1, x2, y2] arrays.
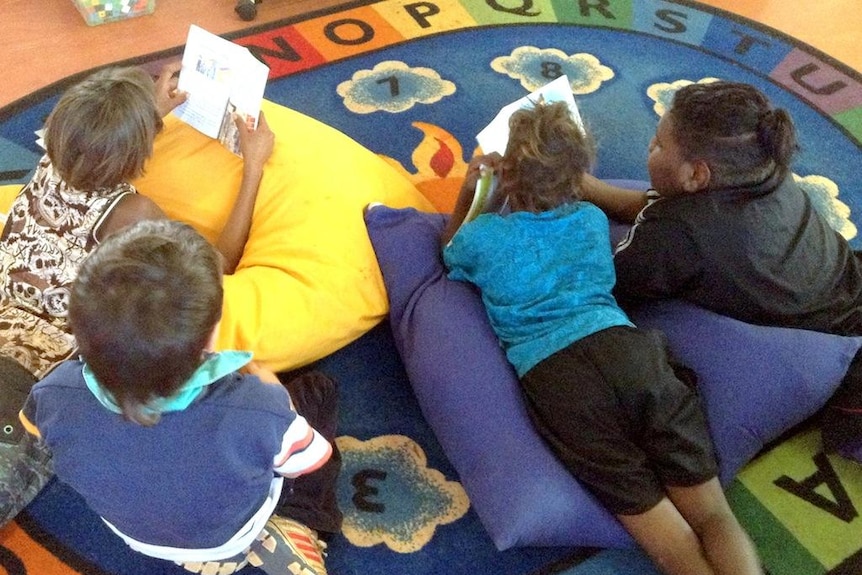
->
[[0, 185, 17, 220], [364, 203, 862, 551], [132, 100, 433, 371]]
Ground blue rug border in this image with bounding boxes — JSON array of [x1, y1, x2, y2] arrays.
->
[[2, 3, 860, 574]]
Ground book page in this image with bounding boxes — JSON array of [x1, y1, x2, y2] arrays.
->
[[173, 25, 269, 154], [475, 75, 584, 156]]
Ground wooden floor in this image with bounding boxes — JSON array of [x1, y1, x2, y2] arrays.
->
[[1, 0, 858, 110]]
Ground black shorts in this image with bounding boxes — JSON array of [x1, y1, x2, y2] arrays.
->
[[520, 326, 718, 515]]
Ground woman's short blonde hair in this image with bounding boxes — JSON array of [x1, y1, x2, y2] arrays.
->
[[45, 66, 162, 190]]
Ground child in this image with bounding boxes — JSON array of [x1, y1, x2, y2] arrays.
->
[[0, 63, 273, 524], [1, 62, 272, 380], [579, 80, 862, 454], [442, 101, 762, 575], [19, 219, 334, 575], [580, 81, 862, 334]]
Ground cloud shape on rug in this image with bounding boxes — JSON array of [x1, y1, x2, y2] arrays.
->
[[490, 46, 614, 93], [646, 77, 721, 116], [336, 434, 469, 553], [337, 61, 456, 114], [796, 173, 858, 240]]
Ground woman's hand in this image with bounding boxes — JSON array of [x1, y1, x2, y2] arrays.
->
[[153, 61, 187, 118], [462, 153, 502, 197], [440, 152, 503, 247], [236, 110, 275, 171]]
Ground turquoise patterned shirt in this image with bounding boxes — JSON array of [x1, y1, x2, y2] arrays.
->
[[444, 202, 633, 377]]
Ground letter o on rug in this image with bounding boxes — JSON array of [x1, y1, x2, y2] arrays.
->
[[364, 199, 862, 551]]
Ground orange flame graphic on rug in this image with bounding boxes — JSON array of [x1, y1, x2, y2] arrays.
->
[[379, 122, 476, 214]]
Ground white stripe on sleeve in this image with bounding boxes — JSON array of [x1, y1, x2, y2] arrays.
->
[[273, 415, 332, 478]]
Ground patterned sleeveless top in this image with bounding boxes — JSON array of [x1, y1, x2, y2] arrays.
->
[[0, 156, 135, 377]]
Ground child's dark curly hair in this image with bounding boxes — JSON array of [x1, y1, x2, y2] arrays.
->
[[69, 220, 223, 427], [669, 81, 799, 188], [499, 99, 595, 213]]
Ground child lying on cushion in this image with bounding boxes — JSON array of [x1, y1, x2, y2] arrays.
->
[[20, 219, 334, 575], [0, 62, 274, 525], [578, 81, 862, 456], [580, 81, 862, 333], [441, 100, 762, 575]]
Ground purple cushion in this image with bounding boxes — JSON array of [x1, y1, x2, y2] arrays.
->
[[364, 190, 862, 549], [629, 300, 862, 483], [840, 441, 862, 461], [365, 206, 629, 550]]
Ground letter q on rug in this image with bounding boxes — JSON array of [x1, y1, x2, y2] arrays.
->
[[363, 203, 862, 551]]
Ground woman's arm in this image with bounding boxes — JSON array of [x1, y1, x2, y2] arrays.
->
[[95, 193, 167, 242], [579, 173, 648, 225], [216, 110, 275, 274], [100, 111, 273, 272], [440, 153, 502, 247]]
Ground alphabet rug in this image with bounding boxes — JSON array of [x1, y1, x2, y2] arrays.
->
[[0, 1, 860, 574]]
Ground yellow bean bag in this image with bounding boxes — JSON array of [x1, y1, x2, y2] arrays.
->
[[131, 100, 434, 371], [0, 186, 17, 216]]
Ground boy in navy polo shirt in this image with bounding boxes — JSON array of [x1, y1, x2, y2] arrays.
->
[[20, 219, 334, 575]]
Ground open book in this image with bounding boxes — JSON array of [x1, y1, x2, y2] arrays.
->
[[173, 25, 269, 155], [475, 74, 584, 157], [453, 75, 584, 235]]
